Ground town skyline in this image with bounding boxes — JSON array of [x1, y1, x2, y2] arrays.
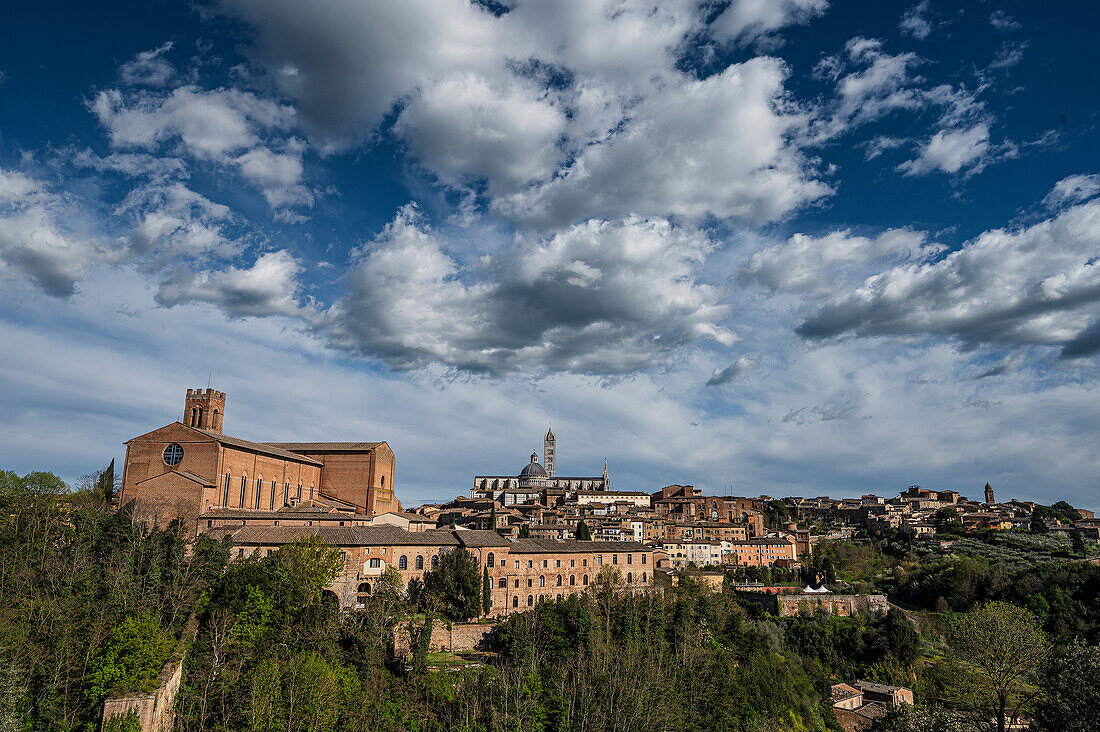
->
[[2, 1, 1099, 510]]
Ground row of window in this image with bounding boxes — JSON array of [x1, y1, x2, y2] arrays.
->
[[220, 474, 313, 509], [485, 551, 645, 568]]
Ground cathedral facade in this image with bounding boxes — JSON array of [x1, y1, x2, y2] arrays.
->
[[471, 426, 611, 503], [119, 388, 399, 533]]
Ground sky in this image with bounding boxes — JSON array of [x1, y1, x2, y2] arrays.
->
[[1, 0, 1098, 510]]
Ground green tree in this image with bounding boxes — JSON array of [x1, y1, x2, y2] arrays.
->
[[272, 535, 345, 605], [1030, 513, 1049, 534], [85, 613, 176, 706], [575, 520, 592, 541], [421, 548, 483, 620], [1036, 643, 1100, 732], [518, 524, 531, 538], [946, 601, 1050, 732]]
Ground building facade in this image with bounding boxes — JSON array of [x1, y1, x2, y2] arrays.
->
[[119, 388, 399, 533]]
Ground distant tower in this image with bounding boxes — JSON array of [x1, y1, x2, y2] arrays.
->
[[984, 483, 995, 505], [544, 425, 556, 478], [602, 458, 610, 490], [184, 388, 226, 434]]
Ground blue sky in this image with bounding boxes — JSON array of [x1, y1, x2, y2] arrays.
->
[[1, 0, 1098, 509]]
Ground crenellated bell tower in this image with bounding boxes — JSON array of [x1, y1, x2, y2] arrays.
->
[[184, 388, 226, 434]]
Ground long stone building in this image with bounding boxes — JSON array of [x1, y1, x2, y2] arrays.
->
[[119, 388, 399, 532], [210, 523, 655, 615]]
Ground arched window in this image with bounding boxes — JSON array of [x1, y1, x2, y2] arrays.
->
[[431, 556, 439, 569], [357, 582, 371, 604], [556, 575, 562, 586], [269, 480, 276, 510], [239, 476, 247, 507], [527, 595, 534, 607], [223, 474, 231, 507], [381, 475, 386, 488], [513, 596, 518, 608], [487, 552, 495, 568], [627, 572, 633, 583], [488, 577, 494, 589], [399, 555, 408, 570], [641, 572, 647, 583], [255, 478, 262, 508], [415, 555, 424, 570], [583, 574, 589, 585], [569, 575, 575, 586], [539, 576, 545, 587]]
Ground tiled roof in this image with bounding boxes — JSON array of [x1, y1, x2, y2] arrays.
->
[[265, 442, 384, 452], [509, 538, 650, 553], [454, 529, 511, 548], [195, 430, 324, 465], [224, 525, 408, 546]]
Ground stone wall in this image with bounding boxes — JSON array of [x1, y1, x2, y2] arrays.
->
[[101, 615, 197, 732], [735, 591, 890, 617], [393, 620, 495, 656]]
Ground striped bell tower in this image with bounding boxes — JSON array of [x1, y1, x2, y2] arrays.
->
[[544, 425, 556, 478]]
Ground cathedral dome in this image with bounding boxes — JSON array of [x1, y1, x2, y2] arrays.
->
[[519, 450, 548, 478]]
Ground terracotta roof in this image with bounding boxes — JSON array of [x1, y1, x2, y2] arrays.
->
[[193, 430, 324, 465], [265, 442, 384, 452], [454, 529, 511, 548], [225, 524, 459, 547], [830, 683, 861, 703], [508, 538, 650, 553], [198, 507, 358, 520]]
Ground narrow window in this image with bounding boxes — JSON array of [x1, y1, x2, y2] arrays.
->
[[583, 575, 589, 585], [556, 575, 562, 586], [527, 595, 533, 607], [416, 555, 424, 570], [539, 576, 545, 587], [239, 476, 247, 507], [223, 474, 231, 507], [569, 575, 575, 586], [513, 596, 518, 608], [487, 552, 495, 568], [269, 480, 276, 510], [399, 555, 408, 570], [255, 478, 262, 508]]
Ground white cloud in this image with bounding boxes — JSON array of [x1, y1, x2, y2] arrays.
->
[[899, 1, 933, 40], [393, 73, 567, 195], [1042, 174, 1100, 209], [119, 43, 177, 87], [497, 59, 829, 227], [898, 123, 990, 176], [155, 250, 306, 317], [989, 10, 1021, 32], [116, 182, 238, 262], [796, 197, 1100, 356], [706, 355, 757, 386], [710, 0, 828, 46], [90, 85, 295, 160], [0, 167, 119, 297], [322, 206, 734, 375], [740, 228, 940, 297]]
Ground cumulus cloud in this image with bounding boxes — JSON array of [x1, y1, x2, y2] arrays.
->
[[899, 1, 933, 40], [220, 0, 828, 226], [155, 250, 305, 317], [740, 228, 940, 297], [393, 73, 567, 195], [781, 402, 857, 425], [116, 182, 238, 262], [90, 85, 295, 160], [707, 355, 757, 386], [710, 0, 828, 46], [0, 167, 119, 297], [322, 206, 734, 375], [119, 43, 176, 87], [496, 59, 829, 227], [898, 123, 990, 176], [1042, 174, 1100, 209], [796, 197, 1100, 353]]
